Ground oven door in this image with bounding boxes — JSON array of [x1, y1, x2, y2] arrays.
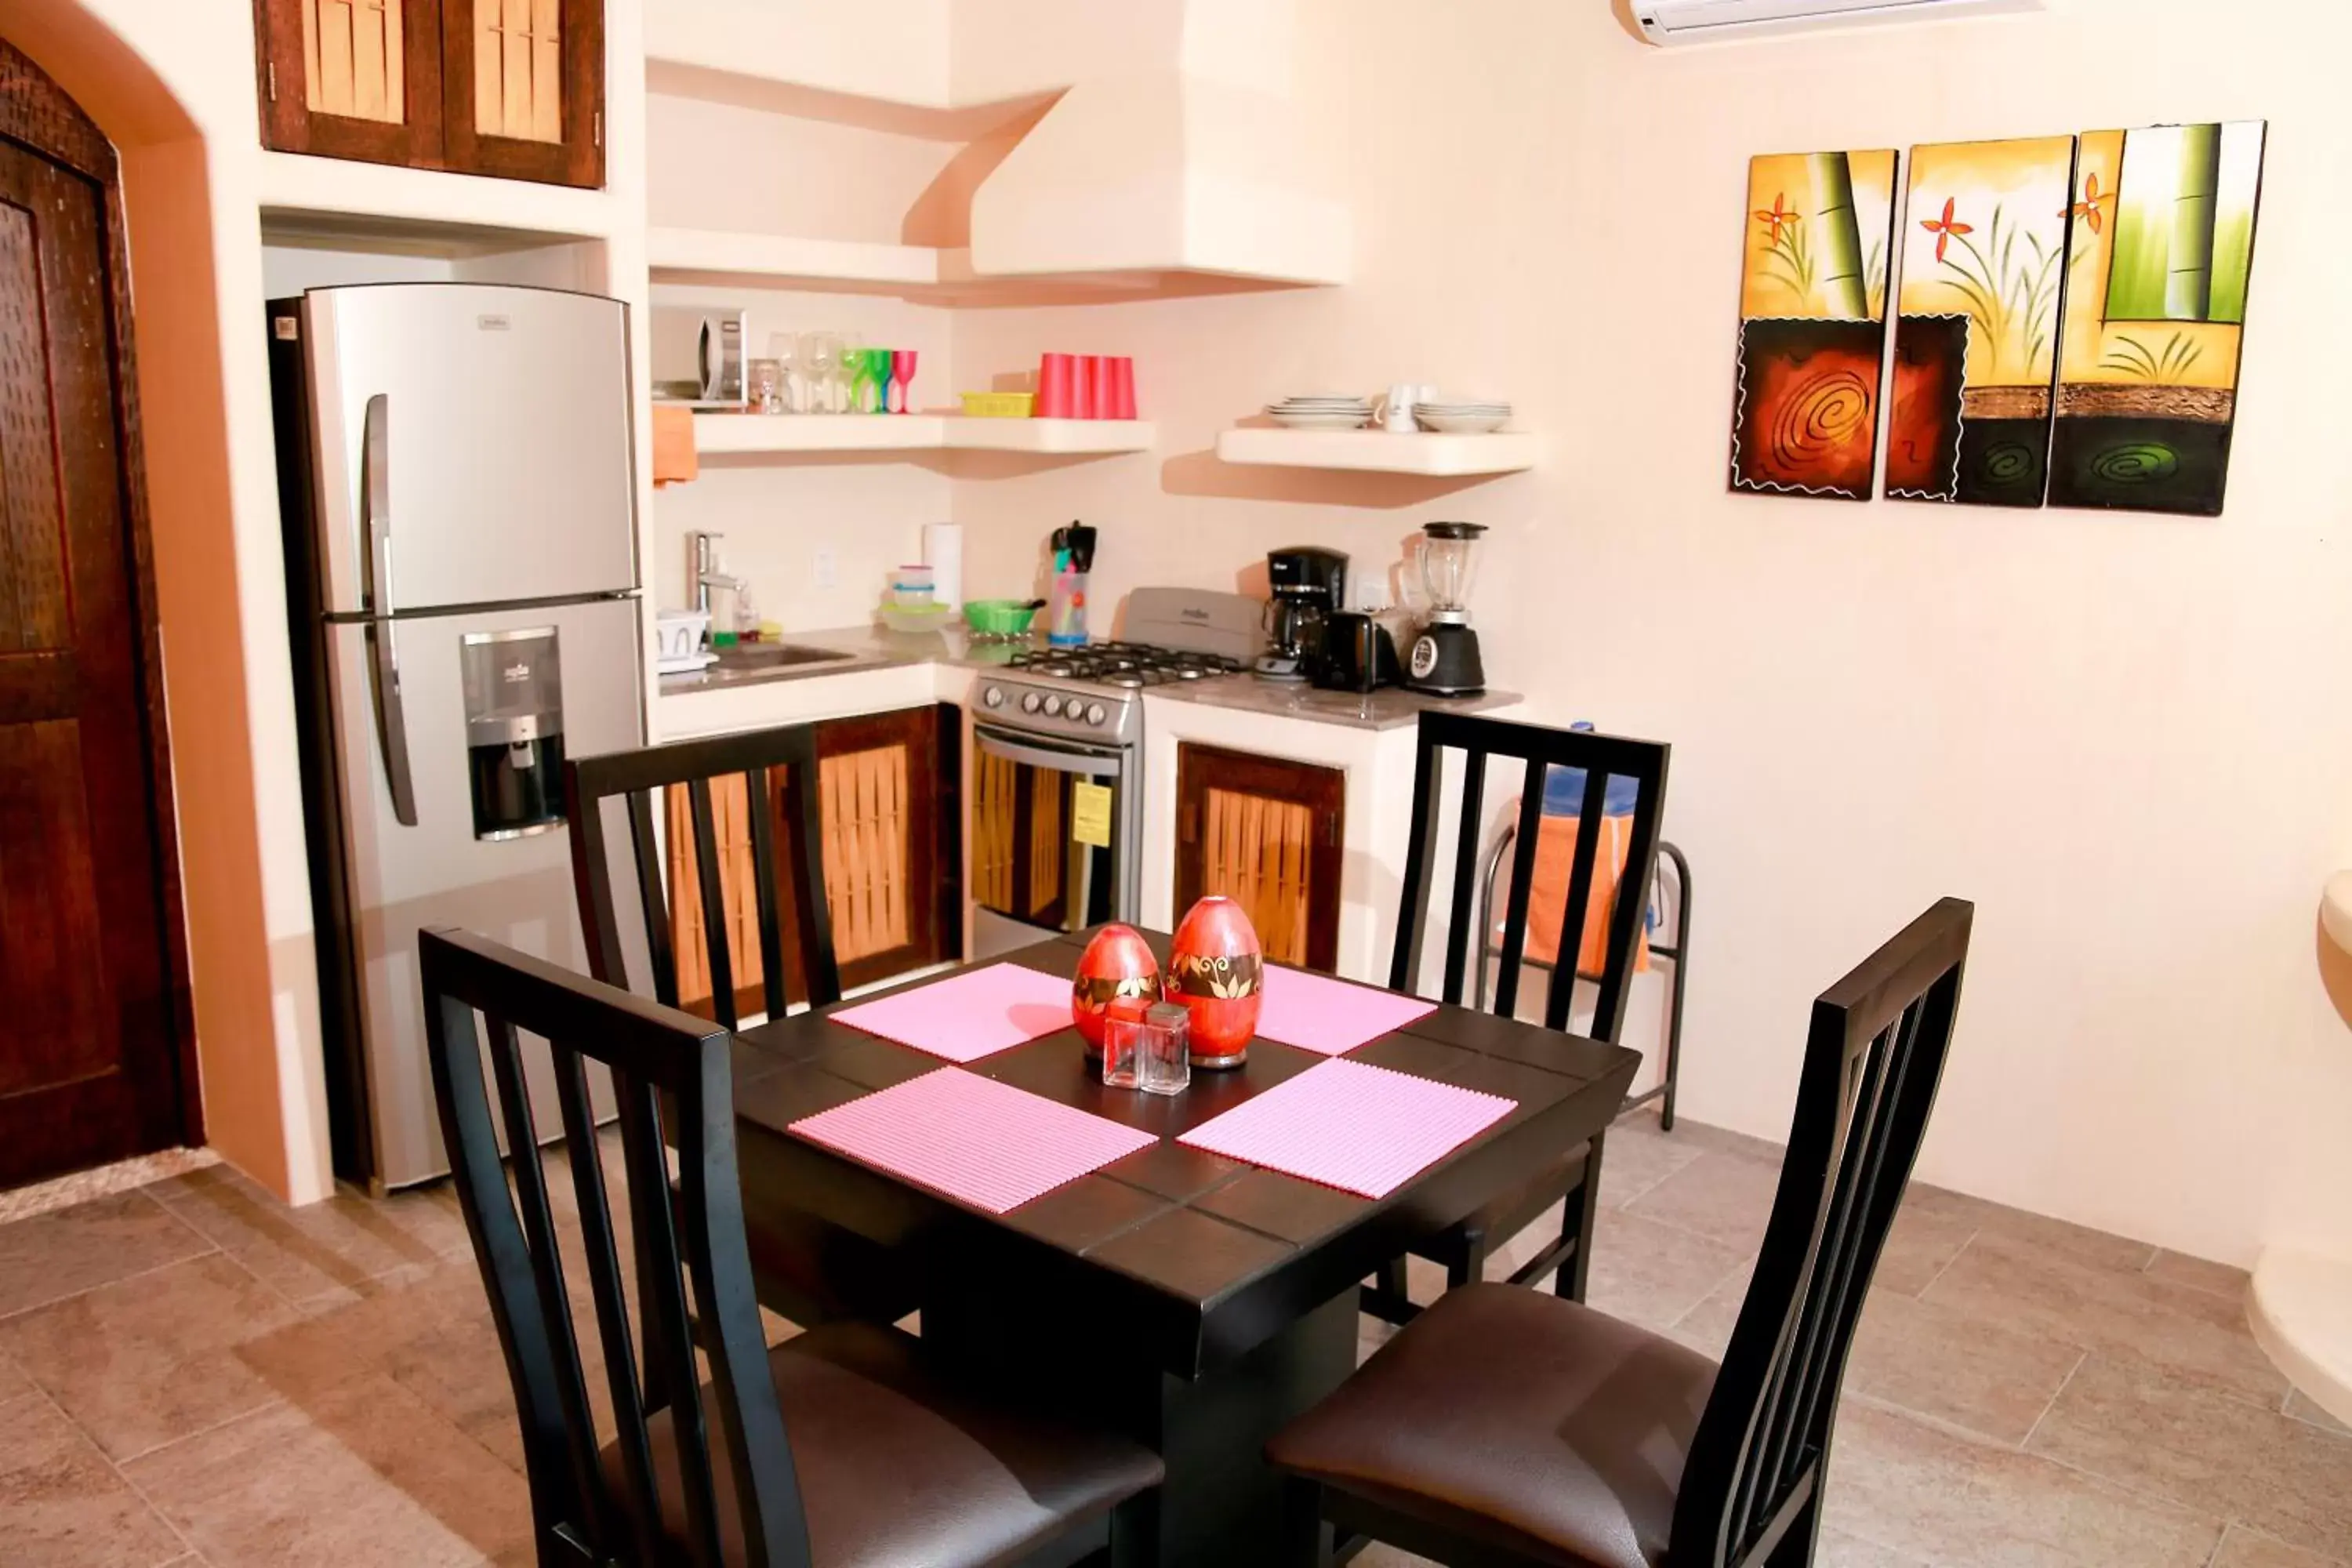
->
[[971, 723, 1137, 958]]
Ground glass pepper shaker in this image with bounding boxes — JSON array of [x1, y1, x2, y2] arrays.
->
[[1136, 1002, 1192, 1097]]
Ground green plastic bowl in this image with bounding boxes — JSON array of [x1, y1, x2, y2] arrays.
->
[[964, 598, 1039, 637]]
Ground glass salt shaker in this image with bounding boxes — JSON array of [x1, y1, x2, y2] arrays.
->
[[1101, 996, 1151, 1089], [1136, 1002, 1192, 1097]]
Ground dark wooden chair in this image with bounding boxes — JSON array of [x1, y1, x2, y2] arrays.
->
[[1362, 713, 1669, 1327], [565, 726, 918, 1329], [419, 926, 1163, 1568], [1273, 898, 1974, 1568]]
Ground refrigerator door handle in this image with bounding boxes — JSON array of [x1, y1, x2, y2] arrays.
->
[[361, 394, 418, 826], [368, 617, 419, 827], [362, 392, 394, 616]]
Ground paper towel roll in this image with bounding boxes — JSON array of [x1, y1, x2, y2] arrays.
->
[[923, 522, 964, 611]]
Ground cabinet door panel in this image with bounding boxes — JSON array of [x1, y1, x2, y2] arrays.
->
[[257, 0, 445, 168], [1174, 743, 1343, 973], [441, 0, 602, 187], [666, 706, 960, 1018]]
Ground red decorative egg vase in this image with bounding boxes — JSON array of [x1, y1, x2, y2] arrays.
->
[[1071, 924, 1163, 1058], [1166, 895, 1263, 1069]]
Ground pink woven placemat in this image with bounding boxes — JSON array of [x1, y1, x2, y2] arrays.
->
[[1178, 1058, 1515, 1200], [827, 964, 1074, 1063], [789, 1069, 1156, 1215], [1253, 966, 1438, 1056]]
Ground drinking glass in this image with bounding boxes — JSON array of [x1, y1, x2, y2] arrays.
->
[[800, 332, 839, 415], [891, 349, 918, 414], [838, 332, 867, 414], [768, 332, 800, 413]]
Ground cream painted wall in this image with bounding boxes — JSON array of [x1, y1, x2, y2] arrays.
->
[[950, 0, 2352, 1266]]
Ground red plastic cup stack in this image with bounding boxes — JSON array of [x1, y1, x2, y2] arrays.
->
[[1035, 353, 1138, 419], [1037, 353, 1077, 418]]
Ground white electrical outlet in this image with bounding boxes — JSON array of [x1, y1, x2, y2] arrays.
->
[[813, 547, 837, 590]]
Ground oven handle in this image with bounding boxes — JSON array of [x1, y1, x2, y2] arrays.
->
[[973, 724, 1125, 779]]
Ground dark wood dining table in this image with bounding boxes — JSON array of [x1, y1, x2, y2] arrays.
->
[[728, 927, 1641, 1568]]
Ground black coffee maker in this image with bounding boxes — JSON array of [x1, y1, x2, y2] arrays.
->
[[1257, 546, 1347, 682]]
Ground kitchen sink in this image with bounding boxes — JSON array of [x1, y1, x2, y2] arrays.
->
[[713, 643, 856, 670]]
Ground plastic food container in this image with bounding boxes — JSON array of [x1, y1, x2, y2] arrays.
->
[[960, 391, 1037, 419], [963, 598, 1040, 637]]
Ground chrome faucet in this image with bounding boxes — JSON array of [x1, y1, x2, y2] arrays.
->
[[690, 530, 743, 618]]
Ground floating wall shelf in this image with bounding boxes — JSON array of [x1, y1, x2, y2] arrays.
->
[[692, 413, 1155, 458], [1214, 428, 1540, 477]]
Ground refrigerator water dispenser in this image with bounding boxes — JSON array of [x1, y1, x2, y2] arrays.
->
[[460, 628, 567, 840]]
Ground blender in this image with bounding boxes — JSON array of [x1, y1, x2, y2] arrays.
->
[[1406, 521, 1487, 695]]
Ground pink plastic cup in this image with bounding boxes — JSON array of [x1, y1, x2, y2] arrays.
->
[[1083, 355, 1112, 419], [1037, 353, 1076, 418], [1069, 355, 1096, 421], [1107, 357, 1138, 420]]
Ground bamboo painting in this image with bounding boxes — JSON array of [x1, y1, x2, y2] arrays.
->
[[1884, 136, 2079, 507], [1730, 148, 1900, 501], [2051, 122, 2267, 515]]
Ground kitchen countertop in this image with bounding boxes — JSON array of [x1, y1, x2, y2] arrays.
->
[[1147, 676, 1520, 731], [661, 622, 1512, 731]]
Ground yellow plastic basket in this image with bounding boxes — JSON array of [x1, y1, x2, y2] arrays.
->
[[959, 390, 1037, 419]]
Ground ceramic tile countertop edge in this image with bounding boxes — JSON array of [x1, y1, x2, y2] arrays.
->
[[656, 623, 1517, 735]]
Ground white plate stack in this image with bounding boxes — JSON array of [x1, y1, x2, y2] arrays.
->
[[1267, 394, 1374, 430], [1414, 399, 1512, 434]]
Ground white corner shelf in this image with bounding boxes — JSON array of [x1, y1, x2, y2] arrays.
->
[[691, 413, 1153, 458], [259, 151, 622, 247], [1215, 428, 1539, 477], [648, 226, 943, 290]]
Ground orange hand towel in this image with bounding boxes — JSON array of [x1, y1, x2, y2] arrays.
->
[[652, 404, 698, 487], [1516, 809, 1650, 977]]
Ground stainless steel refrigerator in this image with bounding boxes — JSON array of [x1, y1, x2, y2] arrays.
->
[[272, 282, 643, 1190]]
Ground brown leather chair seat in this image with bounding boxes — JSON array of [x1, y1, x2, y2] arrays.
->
[[601, 1321, 1163, 1567], [1269, 1283, 1715, 1568]]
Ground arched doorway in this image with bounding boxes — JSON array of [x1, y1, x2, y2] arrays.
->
[[0, 35, 195, 1185]]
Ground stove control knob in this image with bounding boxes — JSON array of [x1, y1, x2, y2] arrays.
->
[[1042, 695, 1065, 717], [982, 686, 1004, 709], [1019, 691, 1041, 715], [1085, 703, 1107, 727]]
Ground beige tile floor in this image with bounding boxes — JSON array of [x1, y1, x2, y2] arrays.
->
[[0, 1110, 2342, 1568]]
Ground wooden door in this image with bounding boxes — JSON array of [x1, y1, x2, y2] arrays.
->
[[441, 0, 604, 188], [667, 706, 961, 1018], [0, 45, 194, 1187], [255, 0, 448, 170], [1174, 743, 1343, 973]]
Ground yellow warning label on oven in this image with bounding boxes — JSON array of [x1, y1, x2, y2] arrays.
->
[[1072, 782, 1113, 848]]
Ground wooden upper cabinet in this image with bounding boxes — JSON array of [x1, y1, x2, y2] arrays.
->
[[254, 0, 602, 188], [1174, 743, 1344, 975], [256, 0, 445, 169], [441, 0, 603, 187]]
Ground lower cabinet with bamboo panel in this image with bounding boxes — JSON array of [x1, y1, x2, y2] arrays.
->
[[1173, 742, 1344, 973], [667, 705, 960, 1020]]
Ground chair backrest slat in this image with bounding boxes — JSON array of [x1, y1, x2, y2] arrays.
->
[[566, 724, 843, 1024], [420, 926, 814, 1568], [1542, 762, 1611, 1033], [742, 764, 788, 1021], [1388, 712, 1671, 1047], [546, 1045, 667, 1566], [686, 775, 739, 1030], [1489, 783, 1548, 1017], [481, 1015, 611, 1547], [1439, 746, 1489, 1005], [1673, 898, 1973, 1568], [626, 789, 679, 1008]]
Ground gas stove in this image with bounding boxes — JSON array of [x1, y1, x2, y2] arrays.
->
[[1008, 641, 1248, 688], [969, 587, 1259, 747]]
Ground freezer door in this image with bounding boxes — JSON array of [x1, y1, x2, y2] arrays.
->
[[303, 284, 637, 615], [325, 597, 645, 1187]]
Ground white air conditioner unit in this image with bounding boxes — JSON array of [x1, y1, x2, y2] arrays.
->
[[1634, 0, 2043, 46]]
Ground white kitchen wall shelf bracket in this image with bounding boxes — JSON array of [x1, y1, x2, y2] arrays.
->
[[1214, 428, 1540, 477]]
